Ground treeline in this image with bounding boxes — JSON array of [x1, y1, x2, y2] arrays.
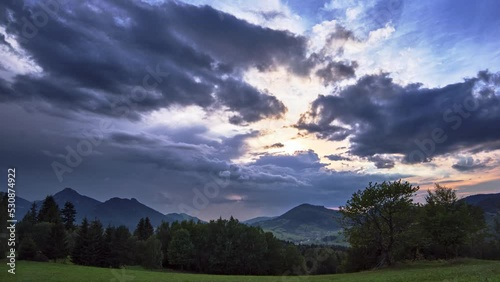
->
[[1, 182, 499, 276], [340, 181, 500, 272], [0, 194, 344, 275]]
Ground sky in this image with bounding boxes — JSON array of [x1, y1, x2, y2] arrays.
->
[[0, 0, 499, 221]]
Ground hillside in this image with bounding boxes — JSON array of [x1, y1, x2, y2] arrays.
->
[[461, 192, 500, 214], [243, 216, 276, 225], [252, 204, 344, 245]]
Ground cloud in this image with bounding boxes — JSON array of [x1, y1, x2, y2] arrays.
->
[[368, 155, 396, 169], [296, 71, 500, 163], [264, 142, 285, 149], [316, 61, 358, 85], [451, 156, 493, 172], [324, 154, 351, 161], [0, 0, 314, 124], [252, 150, 328, 171]]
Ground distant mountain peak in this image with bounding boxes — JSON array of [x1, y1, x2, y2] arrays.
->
[[251, 203, 343, 245], [57, 187, 80, 195], [295, 203, 324, 209]]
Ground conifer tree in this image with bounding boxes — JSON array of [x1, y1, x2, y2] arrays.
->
[[61, 201, 77, 230], [45, 220, 68, 262], [72, 218, 90, 265], [38, 196, 61, 223], [144, 217, 154, 239]]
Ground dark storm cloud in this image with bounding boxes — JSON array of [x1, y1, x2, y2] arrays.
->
[[316, 61, 358, 85], [0, 103, 409, 219], [0, 0, 315, 123], [297, 71, 500, 163], [217, 79, 287, 125], [451, 157, 492, 172], [252, 150, 328, 171], [324, 154, 351, 161], [368, 155, 396, 169]]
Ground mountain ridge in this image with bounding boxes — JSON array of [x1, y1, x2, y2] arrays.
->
[[23, 188, 201, 230]]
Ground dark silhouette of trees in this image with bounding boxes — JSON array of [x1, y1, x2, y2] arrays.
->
[[134, 217, 154, 240], [340, 180, 420, 266], [12, 186, 499, 275], [423, 184, 486, 258], [45, 220, 68, 262], [61, 202, 76, 230], [18, 235, 38, 260], [38, 196, 61, 223], [168, 228, 194, 270], [72, 218, 90, 265], [156, 221, 172, 267]]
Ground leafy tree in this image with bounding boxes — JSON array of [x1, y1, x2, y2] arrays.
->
[[38, 196, 61, 223], [423, 184, 486, 258], [168, 228, 194, 270], [264, 232, 284, 274], [18, 235, 38, 260], [340, 180, 419, 267], [283, 244, 305, 275], [142, 236, 163, 269], [61, 201, 77, 230]]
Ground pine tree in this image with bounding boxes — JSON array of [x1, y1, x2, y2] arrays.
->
[[26, 202, 38, 225], [38, 196, 61, 223], [134, 218, 145, 239], [88, 219, 105, 266], [45, 220, 68, 262], [72, 218, 90, 265], [110, 225, 132, 267], [144, 217, 154, 239], [102, 225, 115, 267], [61, 201, 77, 230], [156, 221, 171, 267]]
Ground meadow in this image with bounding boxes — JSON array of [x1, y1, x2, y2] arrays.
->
[[1, 259, 499, 282]]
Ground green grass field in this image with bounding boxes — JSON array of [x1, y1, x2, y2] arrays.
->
[[1, 259, 499, 282]]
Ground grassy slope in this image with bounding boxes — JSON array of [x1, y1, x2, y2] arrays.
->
[[1, 259, 499, 282]]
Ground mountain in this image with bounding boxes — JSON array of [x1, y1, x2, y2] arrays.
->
[[243, 216, 277, 225], [26, 188, 201, 231], [461, 192, 500, 214], [251, 204, 345, 245], [53, 188, 102, 222], [92, 197, 169, 230]]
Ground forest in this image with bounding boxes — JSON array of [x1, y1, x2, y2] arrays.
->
[[1, 180, 499, 276]]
